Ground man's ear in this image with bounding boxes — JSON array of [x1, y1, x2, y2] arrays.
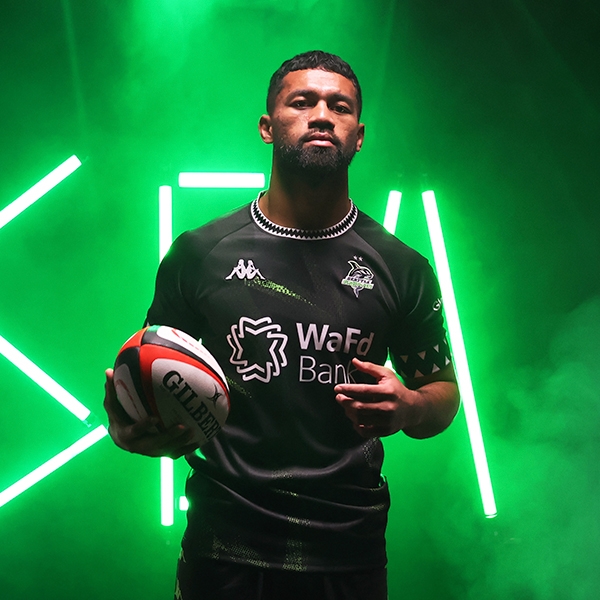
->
[[258, 115, 273, 144], [355, 123, 365, 152]]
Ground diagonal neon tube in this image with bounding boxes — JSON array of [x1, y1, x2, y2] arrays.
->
[[421, 190, 497, 517], [0, 426, 108, 508], [0, 334, 91, 422], [0, 155, 82, 230]]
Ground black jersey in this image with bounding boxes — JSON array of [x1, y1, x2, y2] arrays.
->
[[146, 197, 451, 572]]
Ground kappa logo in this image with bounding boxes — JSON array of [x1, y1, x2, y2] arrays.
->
[[341, 258, 375, 298], [227, 316, 288, 383], [226, 259, 265, 281]]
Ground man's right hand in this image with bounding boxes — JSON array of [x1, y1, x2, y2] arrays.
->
[[103, 368, 199, 459]]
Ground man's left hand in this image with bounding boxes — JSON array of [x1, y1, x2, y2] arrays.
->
[[334, 357, 459, 439]]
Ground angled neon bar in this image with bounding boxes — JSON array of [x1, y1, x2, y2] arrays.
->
[[0, 334, 91, 423], [0, 425, 108, 508], [421, 190, 497, 518], [0, 155, 82, 230]]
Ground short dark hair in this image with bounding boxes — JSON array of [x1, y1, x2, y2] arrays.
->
[[266, 50, 362, 117]]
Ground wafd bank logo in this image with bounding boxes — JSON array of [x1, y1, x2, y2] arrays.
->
[[227, 316, 375, 385], [227, 316, 288, 383]]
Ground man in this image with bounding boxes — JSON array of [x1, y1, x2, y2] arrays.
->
[[104, 50, 460, 599]]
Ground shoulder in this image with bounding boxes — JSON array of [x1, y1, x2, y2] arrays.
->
[[168, 203, 253, 262]]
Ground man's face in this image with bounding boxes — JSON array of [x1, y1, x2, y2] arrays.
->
[[260, 69, 365, 178]]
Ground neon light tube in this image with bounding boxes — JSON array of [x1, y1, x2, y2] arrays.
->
[[178, 172, 265, 188], [161, 457, 174, 526], [159, 186, 172, 261], [159, 185, 175, 526], [421, 190, 497, 518], [0, 334, 91, 422], [0, 155, 82, 230], [383, 190, 402, 234], [0, 425, 108, 508]]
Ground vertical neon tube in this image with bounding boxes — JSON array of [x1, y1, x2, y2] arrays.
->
[[383, 190, 402, 234], [158, 185, 175, 525], [159, 185, 173, 261], [384, 190, 402, 370], [160, 456, 174, 526], [421, 190, 497, 518]]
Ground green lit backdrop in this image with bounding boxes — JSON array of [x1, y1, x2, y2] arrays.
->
[[1, 1, 599, 598]]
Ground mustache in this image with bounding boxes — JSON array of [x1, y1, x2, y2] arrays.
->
[[299, 130, 341, 146]]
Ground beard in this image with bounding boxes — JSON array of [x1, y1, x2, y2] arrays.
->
[[273, 134, 357, 180]]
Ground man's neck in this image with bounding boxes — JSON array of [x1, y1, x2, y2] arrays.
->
[[259, 165, 352, 230]]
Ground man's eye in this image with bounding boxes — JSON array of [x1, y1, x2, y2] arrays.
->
[[333, 105, 351, 114], [292, 100, 308, 108]]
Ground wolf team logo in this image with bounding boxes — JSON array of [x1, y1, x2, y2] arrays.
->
[[226, 259, 265, 281], [341, 259, 374, 297], [227, 316, 288, 383]]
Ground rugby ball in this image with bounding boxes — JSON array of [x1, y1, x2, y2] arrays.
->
[[113, 325, 230, 447]]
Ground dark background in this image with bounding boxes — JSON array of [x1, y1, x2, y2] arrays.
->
[[1, 1, 599, 598]]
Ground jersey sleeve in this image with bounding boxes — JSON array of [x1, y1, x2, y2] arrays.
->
[[145, 231, 208, 340], [389, 257, 452, 380]]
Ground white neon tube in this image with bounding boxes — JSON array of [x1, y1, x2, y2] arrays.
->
[[0, 334, 91, 422], [179, 172, 265, 189], [159, 186, 173, 261], [383, 190, 402, 234], [159, 186, 175, 526], [421, 190, 497, 518], [161, 456, 174, 526], [0, 425, 108, 508], [0, 155, 82, 230]]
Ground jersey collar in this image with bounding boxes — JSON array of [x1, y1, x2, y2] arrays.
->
[[250, 193, 358, 241]]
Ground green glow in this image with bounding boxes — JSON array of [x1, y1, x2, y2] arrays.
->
[[421, 190, 497, 518], [160, 456, 174, 526], [159, 185, 172, 260], [383, 190, 402, 234], [0, 155, 82, 230], [179, 496, 189, 511], [178, 172, 265, 188], [0, 425, 108, 508], [0, 333, 91, 422]]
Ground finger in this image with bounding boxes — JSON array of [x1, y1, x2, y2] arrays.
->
[[334, 385, 379, 400], [350, 358, 390, 378], [104, 369, 138, 425]]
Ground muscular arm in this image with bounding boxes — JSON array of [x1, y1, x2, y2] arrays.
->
[[334, 359, 459, 439]]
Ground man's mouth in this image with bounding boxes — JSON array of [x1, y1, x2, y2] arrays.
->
[[303, 132, 338, 146]]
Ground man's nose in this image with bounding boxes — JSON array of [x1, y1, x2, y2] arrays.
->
[[308, 101, 335, 130]]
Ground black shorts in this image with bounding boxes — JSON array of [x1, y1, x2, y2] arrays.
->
[[174, 552, 388, 600]]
